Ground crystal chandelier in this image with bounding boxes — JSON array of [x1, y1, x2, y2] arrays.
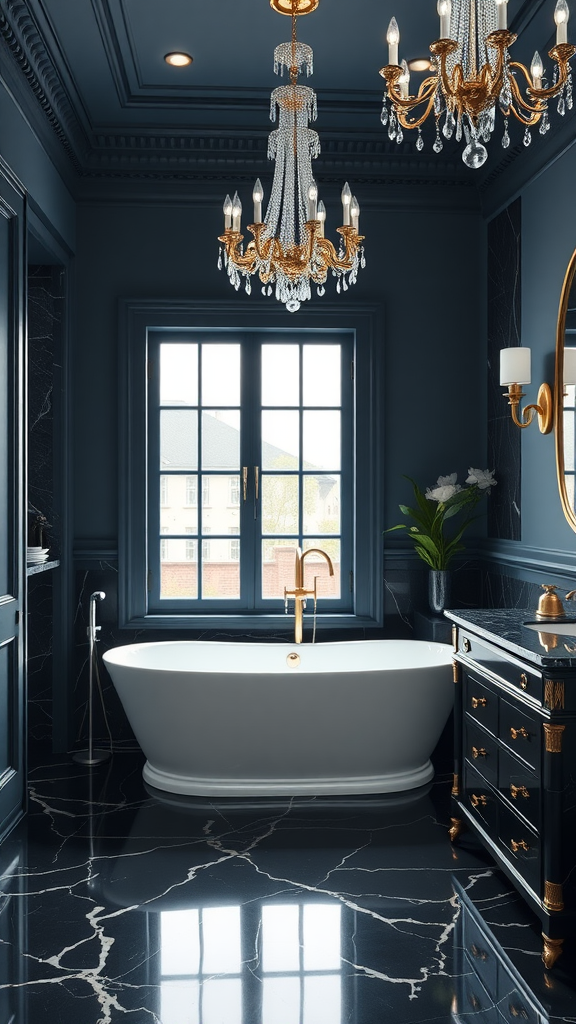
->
[[379, 0, 576, 168], [218, 0, 365, 312]]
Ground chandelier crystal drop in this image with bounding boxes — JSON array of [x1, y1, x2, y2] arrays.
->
[[379, 0, 575, 168], [218, 0, 365, 312]]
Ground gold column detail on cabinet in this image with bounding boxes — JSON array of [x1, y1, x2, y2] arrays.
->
[[544, 680, 565, 710], [542, 935, 564, 970], [543, 723, 565, 752], [452, 660, 460, 683], [451, 773, 460, 797], [544, 880, 565, 912], [452, 624, 458, 652]]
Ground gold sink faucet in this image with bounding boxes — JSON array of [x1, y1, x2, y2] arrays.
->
[[284, 546, 334, 644]]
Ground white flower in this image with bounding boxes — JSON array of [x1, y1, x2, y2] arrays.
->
[[425, 472, 461, 502], [466, 467, 497, 490]]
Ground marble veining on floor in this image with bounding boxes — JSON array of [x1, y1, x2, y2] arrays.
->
[[0, 755, 575, 1023]]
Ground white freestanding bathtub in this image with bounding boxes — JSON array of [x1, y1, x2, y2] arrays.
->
[[102, 639, 454, 797]]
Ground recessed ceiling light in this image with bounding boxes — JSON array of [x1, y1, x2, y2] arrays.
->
[[407, 57, 433, 72], [164, 52, 193, 67]]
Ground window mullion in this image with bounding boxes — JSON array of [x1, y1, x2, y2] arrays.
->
[[147, 336, 161, 610], [240, 335, 260, 607]]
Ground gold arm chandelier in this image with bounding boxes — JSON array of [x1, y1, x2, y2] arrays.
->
[[379, 0, 576, 168], [217, 0, 365, 312]]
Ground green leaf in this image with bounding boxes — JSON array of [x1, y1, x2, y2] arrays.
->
[[384, 523, 409, 533]]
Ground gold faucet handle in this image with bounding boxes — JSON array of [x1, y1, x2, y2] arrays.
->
[[566, 590, 576, 600]]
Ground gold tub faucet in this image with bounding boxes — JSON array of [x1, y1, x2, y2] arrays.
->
[[284, 546, 334, 644]]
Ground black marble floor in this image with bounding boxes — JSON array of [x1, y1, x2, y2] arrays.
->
[[1, 756, 575, 1023]]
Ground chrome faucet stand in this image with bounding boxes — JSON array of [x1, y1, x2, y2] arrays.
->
[[73, 591, 111, 766]]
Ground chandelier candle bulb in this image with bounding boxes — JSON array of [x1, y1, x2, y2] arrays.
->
[[564, 348, 576, 385], [496, 0, 508, 30], [437, 0, 452, 38], [223, 194, 233, 230], [399, 60, 410, 98], [307, 181, 318, 221], [350, 196, 360, 231], [555, 0, 570, 43], [500, 347, 532, 386], [387, 17, 400, 65], [531, 51, 544, 88], [317, 200, 326, 237], [252, 179, 264, 223], [231, 192, 242, 232], [341, 182, 352, 225]]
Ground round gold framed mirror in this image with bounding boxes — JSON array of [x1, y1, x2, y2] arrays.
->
[[555, 247, 576, 532]]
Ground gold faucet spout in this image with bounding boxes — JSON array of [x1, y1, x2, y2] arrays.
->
[[284, 546, 335, 644]]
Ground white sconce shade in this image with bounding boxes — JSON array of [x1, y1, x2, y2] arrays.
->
[[500, 347, 531, 385], [565, 347, 576, 384]]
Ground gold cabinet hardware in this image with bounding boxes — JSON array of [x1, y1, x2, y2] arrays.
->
[[509, 1003, 529, 1019], [470, 943, 489, 961], [510, 839, 530, 853], [472, 746, 487, 759], [470, 793, 488, 807], [471, 696, 487, 708], [543, 722, 565, 753], [451, 773, 460, 796], [452, 623, 458, 652], [510, 726, 529, 740], [519, 672, 528, 690], [468, 993, 481, 1011], [242, 466, 248, 501], [510, 784, 530, 800], [543, 880, 565, 912], [462, 637, 471, 653]]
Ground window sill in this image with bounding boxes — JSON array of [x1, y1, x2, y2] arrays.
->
[[119, 612, 382, 632]]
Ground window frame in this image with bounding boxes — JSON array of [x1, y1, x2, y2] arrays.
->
[[119, 300, 384, 632]]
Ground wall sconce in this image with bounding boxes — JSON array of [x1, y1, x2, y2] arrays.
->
[[500, 347, 553, 434]]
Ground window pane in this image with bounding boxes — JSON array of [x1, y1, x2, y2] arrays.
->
[[202, 540, 240, 599], [262, 344, 299, 406], [303, 976, 341, 1024], [262, 411, 299, 469], [262, 540, 298, 599], [262, 905, 300, 971], [302, 540, 340, 598], [261, 475, 299, 535], [202, 979, 242, 1024], [303, 345, 340, 406], [564, 410, 575, 471], [303, 476, 340, 535], [160, 343, 198, 406], [303, 412, 340, 471], [303, 905, 341, 969], [160, 476, 199, 532], [202, 411, 240, 471], [161, 541, 197, 598], [262, 978, 300, 1024], [161, 410, 198, 470], [202, 344, 240, 405], [202, 475, 241, 534], [202, 907, 241, 973], [161, 981, 200, 1024], [161, 910, 200, 974]]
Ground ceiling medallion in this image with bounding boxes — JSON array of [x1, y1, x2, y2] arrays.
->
[[217, 0, 365, 312], [380, 0, 575, 168]]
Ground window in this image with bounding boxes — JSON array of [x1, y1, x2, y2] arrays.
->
[[120, 302, 383, 630]]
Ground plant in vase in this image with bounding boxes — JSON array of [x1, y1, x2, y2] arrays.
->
[[386, 468, 496, 613]]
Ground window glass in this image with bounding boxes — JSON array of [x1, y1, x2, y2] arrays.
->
[[303, 345, 340, 406], [160, 343, 198, 406]]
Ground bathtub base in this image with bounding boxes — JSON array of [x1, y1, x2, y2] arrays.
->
[[142, 759, 435, 798]]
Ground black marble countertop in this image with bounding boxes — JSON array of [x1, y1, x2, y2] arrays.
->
[[444, 607, 576, 668]]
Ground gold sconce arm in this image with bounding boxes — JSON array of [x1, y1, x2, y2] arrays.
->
[[503, 382, 553, 434]]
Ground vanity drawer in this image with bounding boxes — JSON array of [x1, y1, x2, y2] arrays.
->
[[497, 803, 540, 895], [461, 901, 498, 996], [498, 750, 540, 832], [499, 699, 541, 772], [458, 970, 500, 1023], [463, 673, 498, 736], [457, 635, 542, 703], [464, 719, 499, 786], [498, 984, 539, 1024], [463, 763, 498, 834]]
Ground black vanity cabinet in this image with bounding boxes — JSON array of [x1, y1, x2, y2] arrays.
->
[[447, 610, 576, 969]]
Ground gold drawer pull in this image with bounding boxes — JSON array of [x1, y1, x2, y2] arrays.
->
[[462, 637, 471, 653], [471, 696, 487, 708], [519, 673, 528, 690], [509, 1002, 529, 1019], [470, 943, 489, 961], [470, 793, 488, 807], [472, 746, 487, 759], [510, 839, 530, 853], [510, 784, 530, 800], [510, 726, 529, 740]]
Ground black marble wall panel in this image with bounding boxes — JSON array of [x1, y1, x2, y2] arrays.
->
[[487, 199, 522, 540], [26, 572, 54, 758]]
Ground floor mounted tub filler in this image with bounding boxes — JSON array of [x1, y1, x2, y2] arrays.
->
[[103, 639, 454, 797]]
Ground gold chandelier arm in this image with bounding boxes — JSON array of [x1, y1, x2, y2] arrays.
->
[[218, 232, 259, 272], [314, 227, 364, 273]]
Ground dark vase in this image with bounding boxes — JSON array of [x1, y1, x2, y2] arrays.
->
[[428, 569, 452, 615]]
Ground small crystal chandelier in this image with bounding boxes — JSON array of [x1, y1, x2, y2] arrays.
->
[[379, 0, 576, 168], [218, 0, 365, 312]]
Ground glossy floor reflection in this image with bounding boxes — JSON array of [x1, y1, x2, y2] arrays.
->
[[1, 755, 575, 1022]]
